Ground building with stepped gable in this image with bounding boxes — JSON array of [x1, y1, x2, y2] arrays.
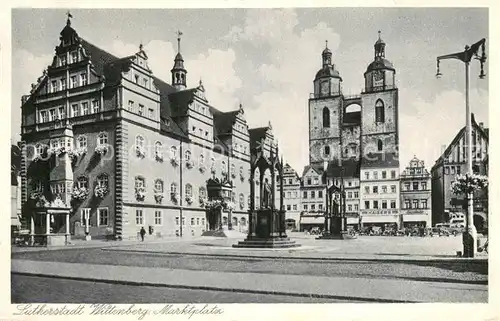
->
[[19, 16, 280, 241]]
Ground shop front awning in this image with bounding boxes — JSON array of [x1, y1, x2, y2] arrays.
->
[[300, 216, 325, 224]]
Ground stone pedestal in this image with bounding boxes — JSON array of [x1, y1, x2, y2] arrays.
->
[[85, 234, 92, 241], [233, 209, 300, 248]]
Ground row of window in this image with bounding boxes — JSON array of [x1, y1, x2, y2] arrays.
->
[[403, 199, 429, 209], [364, 170, 397, 180], [127, 100, 155, 119], [364, 185, 397, 194], [57, 51, 80, 67], [303, 190, 323, 199], [80, 207, 109, 226], [49, 73, 87, 93], [34, 133, 108, 156], [134, 177, 247, 206], [444, 166, 462, 175], [32, 175, 109, 194], [364, 200, 397, 210], [135, 209, 164, 226], [303, 204, 324, 211], [403, 182, 428, 191], [39, 100, 100, 123]]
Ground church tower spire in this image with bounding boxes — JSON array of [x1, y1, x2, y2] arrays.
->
[[171, 30, 187, 90]]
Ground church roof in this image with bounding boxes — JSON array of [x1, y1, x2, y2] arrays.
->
[[365, 58, 395, 73], [302, 164, 324, 177], [431, 114, 489, 171], [361, 152, 400, 169], [315, 65, 341, 80]]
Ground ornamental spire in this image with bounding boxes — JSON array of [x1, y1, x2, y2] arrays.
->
[[66, 10, 73, 26], [176, 30, 183, 54]]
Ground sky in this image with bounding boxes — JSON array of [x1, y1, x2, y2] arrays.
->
[[10, 8, 489, 173]]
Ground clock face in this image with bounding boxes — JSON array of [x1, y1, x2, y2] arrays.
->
[[373, 71, 384, 86], [320, 81, 329, 95]]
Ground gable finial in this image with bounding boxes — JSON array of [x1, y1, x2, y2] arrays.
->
[[66, 10, 73, 26], [378, 30, 381, 40], [176, 30, 183, 53]]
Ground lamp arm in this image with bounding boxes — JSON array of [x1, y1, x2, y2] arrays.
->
[[437, 51, 467, 63]]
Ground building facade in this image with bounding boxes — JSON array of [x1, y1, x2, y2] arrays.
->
[[19, 17, 279, 240], [304, 32, 401, 228], [399, 157, 432, 228], [431, 115, 489, 230], [299, 164, 326, 231], [282, 163, 301, 230]]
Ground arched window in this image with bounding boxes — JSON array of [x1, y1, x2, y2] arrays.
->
[[135, 135, 145, 148], [199, 187, 207, 198], [97, 132, 108, 146], [154, 141, 162, 157], [239, 193, 244, 208], [375, 100, 385, 123], [239, 166, 244, 177], [35, 144, 44, 156], [170, 146, 177, 158], [324, 145, 330, 156], [77, 135, 87, 149], [221, 160, 227, 172], [170, 182, 177, 194], [135, 176, 145, 188], [185, 184, 192, 197], [154, 179, 163, 193], [377, 139, 383, 152], [241, 217, 247, 225], [199, 154, 204, 165], [185, 150, 191, 161], [322, 107, 330, 128], [97, 174, 109, 188], [231, 163, 235, 175]]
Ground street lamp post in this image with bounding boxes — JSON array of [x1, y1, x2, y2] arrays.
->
[[436, 38, 487, 258]]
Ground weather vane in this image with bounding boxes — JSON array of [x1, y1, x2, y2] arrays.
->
[[176, 30, 183, 53]]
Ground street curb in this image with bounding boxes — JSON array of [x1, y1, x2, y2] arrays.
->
[[11, 271, 414, 303], [101, 248, 489, 264]]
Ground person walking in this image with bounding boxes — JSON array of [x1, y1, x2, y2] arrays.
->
[[140, 226, 146, 242]]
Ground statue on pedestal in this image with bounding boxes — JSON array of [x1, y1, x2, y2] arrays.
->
[[263, 178, 272, 209]]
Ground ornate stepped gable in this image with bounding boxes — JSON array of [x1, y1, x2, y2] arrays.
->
[[20, 19, 256, 150]]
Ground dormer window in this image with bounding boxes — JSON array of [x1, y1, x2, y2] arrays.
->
[[60, 78, 66, 91], [60, 55, 67, 66], [80, 73, 88, 86], [71, 76, 78, 88], [70, 51, 78, 64], [135, 74, 139, 84], [51, 80, 58, 93], [143, 78, 148, 88]]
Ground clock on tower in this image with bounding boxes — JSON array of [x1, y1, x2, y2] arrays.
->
[[373, 70, 384, 88]]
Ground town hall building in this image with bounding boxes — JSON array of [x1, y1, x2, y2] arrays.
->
[[19, 16, 279, 242]]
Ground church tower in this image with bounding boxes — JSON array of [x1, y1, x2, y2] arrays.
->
[[360, 31, 399, 157], [171, 31, 187, 90], [308, 41, 343, 165]]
